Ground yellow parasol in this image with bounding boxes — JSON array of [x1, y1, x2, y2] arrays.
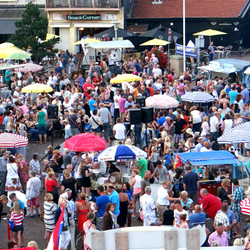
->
[[22, 83, 53, 93], [0, 42, 31, 60], [74, 38, 101, 45], [193, 29, 227, 43], [45, 33, 59, 41], [110, 74, 141, 84], [140, 38, 170, 46], [244, 67, 250, 74]]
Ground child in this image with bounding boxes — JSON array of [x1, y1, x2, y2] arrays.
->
[[8, 201, 24, 248], [83, 212, 96, 250], [84, 118, 91, 132], [164, 148, 172, 169], [64, 120, 72, 139], [176, 214, 188, 229], [129, 169, 142, 217], [151, 146, 159, 167]]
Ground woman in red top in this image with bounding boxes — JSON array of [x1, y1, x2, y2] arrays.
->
[[75, 192, 91, 244], [45, 171, 59, 204]]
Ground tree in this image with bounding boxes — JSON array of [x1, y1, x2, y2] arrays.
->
[[9, 2, 57, 62]]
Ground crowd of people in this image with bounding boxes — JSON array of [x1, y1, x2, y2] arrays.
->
[[0, 45, 249, 249]]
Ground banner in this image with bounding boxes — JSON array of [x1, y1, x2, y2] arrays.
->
[[2, 248, 35, 250], [176, 43, 198, 58]]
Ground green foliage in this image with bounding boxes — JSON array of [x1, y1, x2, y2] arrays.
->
[[9, 2, 57, 62]]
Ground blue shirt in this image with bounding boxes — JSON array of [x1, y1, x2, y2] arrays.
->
[[89, 99, 97, 112], [157, 116, 166, 126], [109, 190, 120, 215], [229, 90, 238, 104], [96, 194, 110, 217], [188, 212, 206, 228], [242, 88, 249, 104], [182, 172, 198, 193], [11, 199, 25, 210]]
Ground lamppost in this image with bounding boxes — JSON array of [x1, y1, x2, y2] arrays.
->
[[183, 0, 186, 72], [111, 21, 120, 41]]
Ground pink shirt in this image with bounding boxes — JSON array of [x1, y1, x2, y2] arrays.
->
[[118, 97, 126, 113], [208, 231, 228, 246]]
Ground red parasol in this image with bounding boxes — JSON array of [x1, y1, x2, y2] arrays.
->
[[240, 198, 250, 215], [0, 133, 28, 148], [64, 133, 107, 152]]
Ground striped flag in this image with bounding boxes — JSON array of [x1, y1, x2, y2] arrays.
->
[[47, 203, 65, 250], [240, 198, 250, 215]]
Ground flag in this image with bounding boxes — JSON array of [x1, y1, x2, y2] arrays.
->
[[174, 153, 183, 168], [52, 203, 65, 250]]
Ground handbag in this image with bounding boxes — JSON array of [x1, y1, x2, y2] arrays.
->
[[8, 219, 14, 230], [26, 183, 36, 200]]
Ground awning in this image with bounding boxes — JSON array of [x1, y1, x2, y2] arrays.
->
[[178, 150, 239, 166], [86, 40, 134, 49], [0, 20, 16, 34], [74, 23, 114, 28], [51, 23, 70, 28]]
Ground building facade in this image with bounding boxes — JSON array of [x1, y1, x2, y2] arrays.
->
[[46, 0, 124, 53], [0, 0, 45, 43]]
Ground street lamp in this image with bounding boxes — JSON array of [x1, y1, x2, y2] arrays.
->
[[111, 21, 120, 41], [183, 0, 186, 71]]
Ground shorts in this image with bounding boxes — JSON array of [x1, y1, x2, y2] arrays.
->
[[92, 127, 101, 132], [134, 193, 140, 200], [234, 210, 241, 223], [38, 125, 47, 135], [174, 134, 184, 143], [12, 224, 23, 233]]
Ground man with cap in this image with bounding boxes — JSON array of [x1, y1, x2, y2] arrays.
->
[[107, 184, 120, 222]]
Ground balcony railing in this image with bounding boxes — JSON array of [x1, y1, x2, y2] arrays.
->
[[0, 0, 44, 6], [46, 0, 120, 8]]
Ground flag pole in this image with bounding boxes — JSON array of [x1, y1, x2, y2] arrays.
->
[[183, 0, 186, 72]]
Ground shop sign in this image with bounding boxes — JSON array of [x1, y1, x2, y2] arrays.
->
[[66, 14, 101, 21], [176, 43, 198, 58]]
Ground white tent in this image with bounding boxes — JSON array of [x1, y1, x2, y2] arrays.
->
[[86, 40, 134, 49]]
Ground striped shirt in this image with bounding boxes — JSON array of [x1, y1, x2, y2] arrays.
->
[[44, 201, 57, 231], [10, 211, 24, 226]]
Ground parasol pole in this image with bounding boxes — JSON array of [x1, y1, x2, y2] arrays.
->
[[183, 0, 186, 72]]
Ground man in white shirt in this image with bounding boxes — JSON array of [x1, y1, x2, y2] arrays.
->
[[156, 180, 180, 221], [108, 51, 115, 66], [47, 71, 57, 87], [108, 118, 126, 146], [152, 64, 162, 79], [173, 200, 189, 226], [140, 186, 157, 226], [200, 141, 212, 152], [210, 111, 220, 150]]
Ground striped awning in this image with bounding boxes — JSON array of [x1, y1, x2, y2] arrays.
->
[[218, 122, 250, 144], [181, 91, 214, 103], [0, 133, 28, 148]]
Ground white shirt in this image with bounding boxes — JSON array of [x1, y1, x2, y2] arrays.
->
[[152, 68, 162, 79], [27, 176, 41, 197], [200, 147, 211, 152], [191, 110, 202, 124], [108, 54, 115, 65], [174, 209, 189, 226], [140, 194, 156, 216], [156, 186, 170, 206], [113, 123, 126, 140], [114, 94, 121, 109], [47, 75, 57, 86], [210, 115, 219, 133]]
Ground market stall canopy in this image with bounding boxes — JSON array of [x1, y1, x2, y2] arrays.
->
[[198, 59, 250, 74], [218, 122, 250, 144], [178, 150, 239, 166], [86, 40, 134, 49], [45, 33, 59, 41], [146, 95, 179, 109], [64, 133, 107, 152], [193, 29, 227, 37], [181, 91, 214, 103], [22, 83, 53, 93], [74, 37, 101, 45], [0, 133, 28, 148], [139, 25, 182, 42], [0, 63, 24, 70], [140, 38, 170, 46], [94, 27, 135, 39], [110, 74, 141, 84]]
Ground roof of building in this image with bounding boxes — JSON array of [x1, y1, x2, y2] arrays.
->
[[130, 0, 249, 19]]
